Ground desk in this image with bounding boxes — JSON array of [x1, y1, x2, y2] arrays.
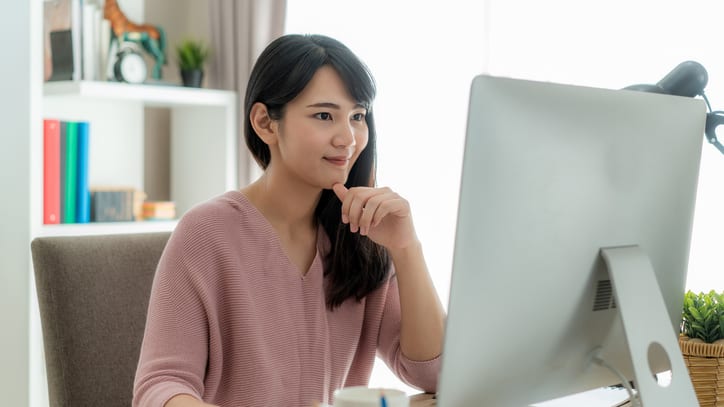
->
[[409, 386, 632, 406], [409, 393, 436, 406], [318, 394, 436, 407]]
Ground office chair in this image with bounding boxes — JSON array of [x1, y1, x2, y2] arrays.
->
[[31, 232, 171, 407]]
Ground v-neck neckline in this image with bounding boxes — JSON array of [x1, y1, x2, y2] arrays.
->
[[231, 190, 323, 280]]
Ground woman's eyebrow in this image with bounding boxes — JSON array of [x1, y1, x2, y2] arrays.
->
[[306, 102, 366, 110]]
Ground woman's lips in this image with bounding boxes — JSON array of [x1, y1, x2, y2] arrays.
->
[[324, 156, 350, 166]]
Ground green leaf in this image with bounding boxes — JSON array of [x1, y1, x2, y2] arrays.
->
[[689, 307, 703, 321], [682, 289, 724, 343], [175, 39, 210, 71]]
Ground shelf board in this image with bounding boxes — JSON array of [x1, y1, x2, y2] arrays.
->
[[43, 80, 236, 108], [37, 220, 178, 238]]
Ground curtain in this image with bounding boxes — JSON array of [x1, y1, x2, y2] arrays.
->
[[208, 0, 287, 187]]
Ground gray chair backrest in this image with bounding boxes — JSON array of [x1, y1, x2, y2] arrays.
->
[[31, 232, 171, 407]]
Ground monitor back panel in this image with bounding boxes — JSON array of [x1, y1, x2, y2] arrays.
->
[[438, 75, 705, 406]]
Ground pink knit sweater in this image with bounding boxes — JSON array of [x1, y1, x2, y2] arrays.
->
[[133, 191, 441, 407]]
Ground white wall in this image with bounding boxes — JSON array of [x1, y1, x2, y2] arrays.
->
[[145, 0, 211, 86], [1, 2, 40, 405], [143, 0, 212, 200], [286, 0, 488, 394], [287, 0, 724, 394], [286, 0, 488, 315], [483, 0, 724, 293]]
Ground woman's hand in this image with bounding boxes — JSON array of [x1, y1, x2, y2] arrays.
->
[[333, 183, 446, 363], [332, 183, 418, 250]]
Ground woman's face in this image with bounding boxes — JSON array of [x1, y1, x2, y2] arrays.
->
[[271, 65, 369, 190]]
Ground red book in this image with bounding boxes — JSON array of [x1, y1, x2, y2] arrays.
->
[[43, 119, 61, 224]]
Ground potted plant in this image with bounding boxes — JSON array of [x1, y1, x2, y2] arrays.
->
[[175, 39, 209, 88], [680, 290, 724, 405]]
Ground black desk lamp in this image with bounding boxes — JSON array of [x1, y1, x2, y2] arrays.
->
[[625, 60, 724, 154]]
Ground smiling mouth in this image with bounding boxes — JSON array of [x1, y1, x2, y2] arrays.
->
[[324, 157, 350, 166]]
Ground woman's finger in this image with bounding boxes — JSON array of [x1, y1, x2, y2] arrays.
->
[[358, 190, 397, 234], [370, 197, 409, 228], [342, 187, 376, 231]]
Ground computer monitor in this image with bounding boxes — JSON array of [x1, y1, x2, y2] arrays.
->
[[437, 75, 706, 406]]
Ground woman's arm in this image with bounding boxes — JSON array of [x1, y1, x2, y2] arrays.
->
[[165, 395, 218, 407], [332, 183, 445, 361], [133, 215, 214, 407], [387, 241, 445, 361]]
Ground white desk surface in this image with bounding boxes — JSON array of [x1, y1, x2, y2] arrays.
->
[[409, 386, 631, 406]]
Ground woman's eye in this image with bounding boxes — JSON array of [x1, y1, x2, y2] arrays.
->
[[352, 113, 365, 121], [315, 112, 332, 121]]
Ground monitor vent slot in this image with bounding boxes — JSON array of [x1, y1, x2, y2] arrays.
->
[[593, 280, 616, 311]]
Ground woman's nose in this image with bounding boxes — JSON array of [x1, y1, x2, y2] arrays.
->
[[333, 122, 356, 147]]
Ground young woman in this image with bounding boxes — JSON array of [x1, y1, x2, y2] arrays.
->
[[133, 34, 445, 407]]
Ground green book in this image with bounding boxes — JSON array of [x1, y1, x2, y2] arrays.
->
[[63, 121, 78, 223]]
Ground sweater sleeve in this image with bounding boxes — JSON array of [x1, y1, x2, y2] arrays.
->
[[375, 274, 442, 393], [133, 215, 213, 407]]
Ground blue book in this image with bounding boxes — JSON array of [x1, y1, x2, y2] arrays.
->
[[75, 121, 90, 223]]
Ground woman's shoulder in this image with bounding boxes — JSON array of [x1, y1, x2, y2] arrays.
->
[[172, 190, 271, 242], [178, 190, 254, 224]]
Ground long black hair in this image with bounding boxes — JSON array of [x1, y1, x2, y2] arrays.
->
[[244, 34, 391, 309]]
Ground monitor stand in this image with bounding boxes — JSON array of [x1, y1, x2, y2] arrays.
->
[[600, 246, 699, 406]]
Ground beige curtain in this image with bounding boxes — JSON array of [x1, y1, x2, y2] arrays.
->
[[208, 0, 287, 187]]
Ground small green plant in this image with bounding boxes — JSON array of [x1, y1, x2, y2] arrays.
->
[[175, 39, 210, 71], [681, 290, 724, 343]]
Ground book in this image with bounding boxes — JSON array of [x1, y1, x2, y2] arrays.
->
[[90, 187, 138, 222], [59, 121, 67, 221], [133, 190, 147, 221], [82, 2, 97, 80], [75, 121, 90, 223], [63, 121, 79, 223], [99, 18, 111, 81], [70, 0, 82, 81], [44, 0, 73, 81], [48, 30, 75, 81], [141, 201, 176, 221], [43, 119, 61, 224]]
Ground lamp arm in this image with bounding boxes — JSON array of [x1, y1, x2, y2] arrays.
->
[[623, 60, 724, 156], [705, 112, 724, 155]]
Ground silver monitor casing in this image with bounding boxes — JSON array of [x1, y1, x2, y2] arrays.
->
[[438, 75, 706, 406]]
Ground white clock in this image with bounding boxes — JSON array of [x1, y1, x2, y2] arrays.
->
[[113, 48, 147, 84]]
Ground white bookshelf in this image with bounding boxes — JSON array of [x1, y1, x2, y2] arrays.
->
[[31, 80, 237, 407], [42, 80, 238, 220], [37, 220, 179, 238], [3, 3, 238, 406], [44, 80, 236, 107]]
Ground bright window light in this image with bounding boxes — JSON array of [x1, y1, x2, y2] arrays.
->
[[285, 0, 724, 396], [285, 0, 487, 394]]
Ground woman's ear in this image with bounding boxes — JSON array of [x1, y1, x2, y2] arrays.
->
[[249, 102, 279, 145]]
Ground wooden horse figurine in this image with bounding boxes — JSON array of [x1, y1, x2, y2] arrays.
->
[[104, 0, 166, 80]]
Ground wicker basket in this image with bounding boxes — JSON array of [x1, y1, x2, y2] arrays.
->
[[680, 337, 724, 406]]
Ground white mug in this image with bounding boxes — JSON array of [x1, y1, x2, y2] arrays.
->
[[333, 386, 409, 407]]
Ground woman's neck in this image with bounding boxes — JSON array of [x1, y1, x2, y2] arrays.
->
[[241, 173, 320, 233]]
